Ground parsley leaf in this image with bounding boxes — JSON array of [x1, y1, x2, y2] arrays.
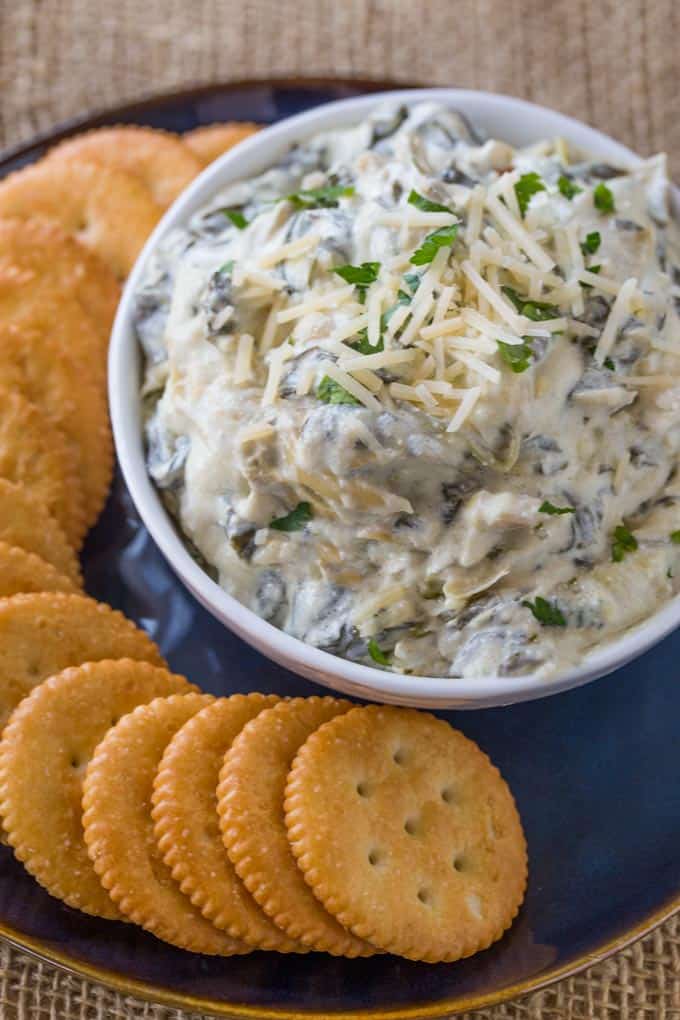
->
[[317, 375, 361, 405], [333, 262, 380, 302], [501, 285, 559, 322], [580, 231, 601, 255], [604, 356, 615, 370], [222, 209, 248, 229], [558, 175, 583, 200], [497, 338, 533, 373], [410, 224, 458, 266], [217, 260, 234, 275], [286, 185, 355, 209], [269, 501, 313, 532], [594, 182, 615, 214], [539, 501, 576, 515], [612, 524, 637, 562], [514, 172, 546, 217], [368, 638, 391, 666], [670, 531, 680, 544], [407, 189, 455, 214], [351, 328, 384, 355], [522, 596, 566, 627]]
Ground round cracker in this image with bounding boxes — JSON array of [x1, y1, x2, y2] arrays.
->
[[0, 324, 112, 528], [217, 696, 374, 957], [82, 693, 249, 955], [0, 660, 196, 918], [0, 593, 165, 731], [48, 126, 202, 209], [0, 162, 160, 278], [0, 217, 119, 360], [0, 387, 86, 548], [0, 480, 82, 588], [183, 122, 260, 166], [152, 694, 304, 953], [0, 321, 112, 524], [285, 705, 528, 963], [0, 541, 77, 597]]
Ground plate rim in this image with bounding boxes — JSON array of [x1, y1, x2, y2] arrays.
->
[[0, 75, 677, 1019]]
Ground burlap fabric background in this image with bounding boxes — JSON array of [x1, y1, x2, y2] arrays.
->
[[0, 1, 678, 1017]]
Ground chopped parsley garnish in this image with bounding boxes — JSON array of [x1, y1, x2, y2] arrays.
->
[[539, 501, 576, 515], [497, 338, 533, 373], [351, 328, 384, 355], [407, 189, 455, 214], [594, 182, 615, 214], [286, 185, 355, 209], [269, 501, 313, 532], [333, 261, 380, 302], [514, 172, 546, 217], [501, 285, 559, 322], [222, 209, 248, 229], [580, 230, 601, 255], [612, 524, 637, 562], [670, 531, 680, 544], [368, 638, 391, 666], [317, 375, 361, 405], [522, 596, 566, 627], [410, 224, 458, 266], [217, 260, 234, 275], [604, 357, 615, 370], [558, 175, 583, 200]]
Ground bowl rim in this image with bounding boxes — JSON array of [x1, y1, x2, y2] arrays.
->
[[109, 86, 680, 708]]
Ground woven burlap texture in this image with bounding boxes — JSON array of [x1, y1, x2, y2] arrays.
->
[[0, 1, 679, 1017]]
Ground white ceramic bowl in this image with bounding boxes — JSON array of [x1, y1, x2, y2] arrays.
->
[[109, 88, 680, 708]]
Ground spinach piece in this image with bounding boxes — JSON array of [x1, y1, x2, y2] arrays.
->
[[285, 185, 355, 209], [539, 501, 576, 515], [497, 338, 533, 373], [581, 231, 602, 255], [222, 209, 248, 229], [501, 285, 559, 322]]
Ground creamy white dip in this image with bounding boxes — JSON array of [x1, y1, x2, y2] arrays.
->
[[137, 102, 680, 679]]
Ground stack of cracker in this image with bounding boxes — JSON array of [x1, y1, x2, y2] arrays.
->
[[0, 121, 259, 603], [0, 682, 527, 963]]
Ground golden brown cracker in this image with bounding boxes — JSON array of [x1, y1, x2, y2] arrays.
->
[[0, 541, 77, 597], [152, 693, 304, 953], [0, 592, 165, 731], [0, 660, 195, 918], [0, 162, 160, 278], [0, 387, 86, 548], [217, 696, 374, 957], [0, 217, 119, 345], [48, 126, 203, 209], [285, 705, 528, 963], [82, 693, 250, 954], [0, 479, 82, 588], [0, 324, 112, 528], [183, 122, 260, 166]]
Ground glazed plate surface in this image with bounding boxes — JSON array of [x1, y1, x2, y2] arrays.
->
[[0, 80, 678, 1019]]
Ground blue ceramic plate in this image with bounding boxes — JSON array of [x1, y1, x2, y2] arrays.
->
[[0, 80, 678, 1019]]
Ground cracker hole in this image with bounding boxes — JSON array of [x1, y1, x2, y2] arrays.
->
[[404, 817, 418, 836], [70, 756, 80, 769], [441, 787, 455, 804], [356, 781, 370, 798], [453, 854, 466, 872], [367, 848, 383, 867], [111, 716, 119, 726], [417, 888, 432, 906], [393, 748, 407, 766]]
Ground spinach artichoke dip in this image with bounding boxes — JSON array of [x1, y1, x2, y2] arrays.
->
[[137, 103, 680, 680]]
